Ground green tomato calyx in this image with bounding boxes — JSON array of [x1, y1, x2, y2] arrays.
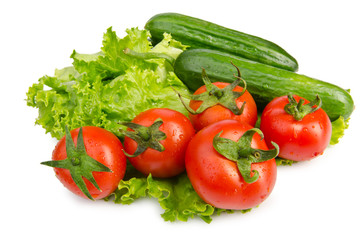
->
[[120, 118, 166, 158], [41, 126, 112, 200], [175, 62, 247, 115], [284, 94, 322, 121], [213, 128, 279, 184]]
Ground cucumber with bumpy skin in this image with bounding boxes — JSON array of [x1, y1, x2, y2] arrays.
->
[[145, 12, 298, 71], [174, 49, 354, 121]]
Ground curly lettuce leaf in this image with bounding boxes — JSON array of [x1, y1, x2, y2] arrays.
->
[[275, 158, 296, 166], [26, 27, 190, 139], [112, 172, 215, 223], [330, 116, 349, 145], [150, 32, 189, 60], [108, 163, 255, 223]]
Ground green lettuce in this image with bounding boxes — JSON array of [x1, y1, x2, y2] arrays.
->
[[26, 27, 190, 139], [108, 163, 251, 223], [113, 172, 215, 223], [330, 116, 349, 145]]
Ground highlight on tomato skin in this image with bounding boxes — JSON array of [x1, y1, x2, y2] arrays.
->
[[50, 126, 127, 200], [260, 94, 332, 161], [185, 120, 277, 210]]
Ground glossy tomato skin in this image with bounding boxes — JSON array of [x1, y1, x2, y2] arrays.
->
[[185, 120, 277, 210], [52, 126, 127, 200], [189, 82, 258, 131], [260, 95, 332, 161], [124, 108, 195, 178]]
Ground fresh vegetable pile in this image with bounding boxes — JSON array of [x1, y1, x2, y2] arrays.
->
[[27, 13, 353, 223]]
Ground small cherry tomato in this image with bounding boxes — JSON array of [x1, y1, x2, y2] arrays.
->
[[185, 120, 278, 210], [122, 108, 195, 178], [260, 94, 332, 161]]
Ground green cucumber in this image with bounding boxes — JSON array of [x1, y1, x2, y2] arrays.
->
[[174, 49, 354, 121], [145, 12, 298, 71]]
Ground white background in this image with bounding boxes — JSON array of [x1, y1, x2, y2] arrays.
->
[[1, 0, 361, 239]]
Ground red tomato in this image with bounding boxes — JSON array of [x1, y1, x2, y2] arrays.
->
[[189, 82, 258, 131], [51, 126, 127, 200], [260, 95, 332, 161], [123, 108, 195, 178], [185, 120, 277, 210]]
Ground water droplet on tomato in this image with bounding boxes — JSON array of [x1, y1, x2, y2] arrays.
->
[[293, 129, 298, 139], [313, 152, 322, 157]]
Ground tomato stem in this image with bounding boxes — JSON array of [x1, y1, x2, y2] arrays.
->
[[119, 118, 166, 158], [71, 157, 80, 166], [174, 62, 247, 115], [213, 128, 279, 183], [284, 94, 322, 121]]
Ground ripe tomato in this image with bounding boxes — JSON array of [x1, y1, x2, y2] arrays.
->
[[123, 108, 195, 178], [260, 95, 332, 161], [189, 82, 258, 131], [185, 120, 277, 210], [50, 126, 127, 200]]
